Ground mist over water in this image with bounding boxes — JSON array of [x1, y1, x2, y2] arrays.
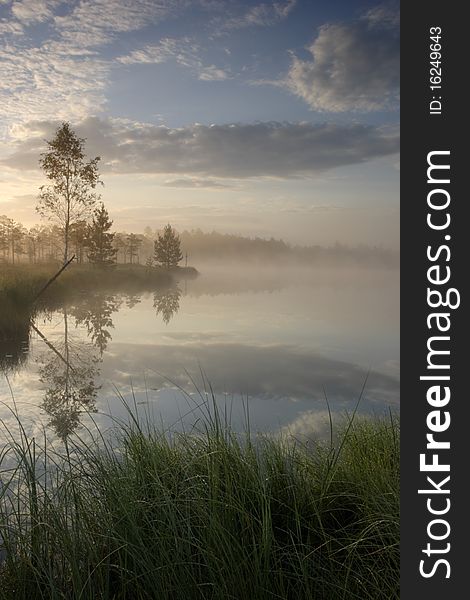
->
[[0, 263, 399, 443]]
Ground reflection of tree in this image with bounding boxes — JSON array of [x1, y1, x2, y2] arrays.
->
[[153, 286, 181, 324], [37, 308, 100, 441], [70, 294, 121, 356], [0, 335, 29, 374], [125, 293, 141, 309], [41, 359, 98, 440], [0, 311, 30, 374]]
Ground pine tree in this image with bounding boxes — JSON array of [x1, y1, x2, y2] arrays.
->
[[145, 256, 154, 273], [86, 203, 117, 267], [69, 220, 88, 264], [126, 233, 143, 264], [154, 224, 183, 269]]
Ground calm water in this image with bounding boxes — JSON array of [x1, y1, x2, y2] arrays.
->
[[0, 265, 399, 443]]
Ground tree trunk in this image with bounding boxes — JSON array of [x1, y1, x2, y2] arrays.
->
[[64, 176, 71, 264], [64, 222, 69, 264], [64, 307, 70, 403]]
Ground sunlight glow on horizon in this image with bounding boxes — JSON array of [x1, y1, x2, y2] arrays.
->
[[0, 0, 399, 248]]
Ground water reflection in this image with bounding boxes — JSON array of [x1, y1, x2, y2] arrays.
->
[[36, 308, 100, 440], [124, 293, 142, 309], [0, 306, 31, 374], [1, 269, 399, 442], [70, 294, 122, 356], [103, 341, 399, 409], [1, 285, 185, 439], [153, 286, 181, 324], [0, 335, 29, 374]]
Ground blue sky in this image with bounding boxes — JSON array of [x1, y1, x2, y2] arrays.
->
[[0, 0, 399, 247]]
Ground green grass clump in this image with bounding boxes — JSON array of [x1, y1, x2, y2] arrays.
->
[[0, 263, 197, 308], [0, 266, 48, 316], [0, 407, 399, 599]]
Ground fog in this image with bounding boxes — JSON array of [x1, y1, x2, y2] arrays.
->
[[1, 260, 399, 442]]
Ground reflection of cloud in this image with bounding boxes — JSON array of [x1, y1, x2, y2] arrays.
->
[[278, 409, 341, 440], [3, 117, 399, 178], [160, 331, 228, 342], [1, 338, 398, 441], [0, 369, 52, 441], [285, 3, 399, 112], [101, 341, 399, 407], [89, 340, 398, 437]]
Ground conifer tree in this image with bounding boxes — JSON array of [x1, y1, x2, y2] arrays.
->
[[154, 224, 183, 269], [126, 233, 143, 264], [86, 203, 117, 267], [69, 220, 88, 264]]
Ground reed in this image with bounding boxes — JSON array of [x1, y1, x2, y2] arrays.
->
[[0, 395, 399, 599]]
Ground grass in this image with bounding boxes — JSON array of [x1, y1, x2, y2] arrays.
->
[[0, 263, 197, 307], [0, 396, 399, 600], [0, 262, 197, 347]]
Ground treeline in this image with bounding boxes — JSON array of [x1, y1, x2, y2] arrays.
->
[[0, 215, 184, 268], [2, 122, 396, 269], [125, 228, 398, 268], [1, 217, 397, 268], [178, 229, 399, 268]]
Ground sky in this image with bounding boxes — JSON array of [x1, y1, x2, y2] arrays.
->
[[0, 0, 399, 248]]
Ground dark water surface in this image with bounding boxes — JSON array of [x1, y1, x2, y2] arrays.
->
[[1, 266, 399, 443]]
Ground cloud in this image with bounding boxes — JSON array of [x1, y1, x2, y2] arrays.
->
[[286, 3, 399, 112], [0, 193, 36, 219], [118, 37, 230, 81], [11, 0, 58, 24], [221, 0, 297, 30], [2, 117, 399, 178], [118, 37, 191, 65], [0, 21, 22, 35], [53, 0, 181, 49], [0, 43, 109, 124], [162, 178, 233, 189], [197, 64, 228, 81], [0, 1, 184, 125], [361, 3, 400, 29]]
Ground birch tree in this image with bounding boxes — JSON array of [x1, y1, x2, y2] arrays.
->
[[37, 122, 102, 264]]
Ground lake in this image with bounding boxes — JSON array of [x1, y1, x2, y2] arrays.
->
[[0, 265, 399, 443]]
